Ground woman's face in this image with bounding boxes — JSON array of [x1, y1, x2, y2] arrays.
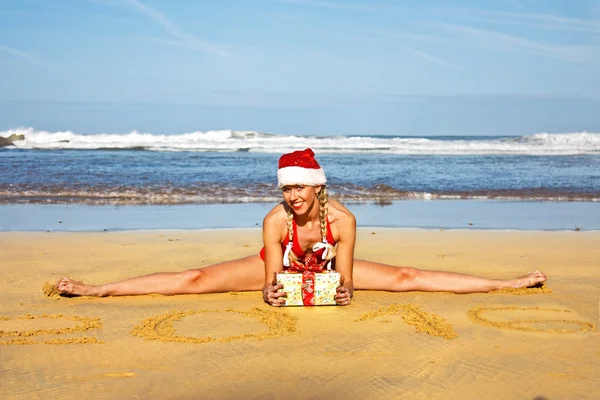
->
[[282, 185, 320, 215]]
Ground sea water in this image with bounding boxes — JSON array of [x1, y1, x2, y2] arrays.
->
[[1, 128, 599, 230]]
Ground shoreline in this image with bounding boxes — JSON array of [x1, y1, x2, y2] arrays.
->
[[2, 199, 600, 232]]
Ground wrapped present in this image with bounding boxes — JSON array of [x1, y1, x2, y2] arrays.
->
[[277, 271, 341, 306]]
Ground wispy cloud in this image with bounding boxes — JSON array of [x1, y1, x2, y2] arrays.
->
[[274, 0, 369, 11], [372, 22, 600, 65], [117, 0, 245, 59], [404, 46, 464, 70], [465, 9, 600, 34], [84, 0, 130, 8], [437, 23, 596, 63], [0, 44, 51, 67], [508, 0, 526, 11]]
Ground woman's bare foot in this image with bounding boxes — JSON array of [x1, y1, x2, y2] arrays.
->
[[506, 270, 547, 289], [56, 277, 104, 297]]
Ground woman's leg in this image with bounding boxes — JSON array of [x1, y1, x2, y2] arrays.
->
[[56, 255, 265, 297], [352, 259, 546, 294]]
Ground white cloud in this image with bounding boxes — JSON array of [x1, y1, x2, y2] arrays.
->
[[438, 23, 597, 63], [369, 22, 600, 66], [0, 44, 51, 67], [118, 0, 245, 59], [404, 46, 464, 70], [468, 9, 600, 34], [274, 0, 369, 10]]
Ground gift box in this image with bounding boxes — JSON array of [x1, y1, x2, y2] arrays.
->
[[277, 271, 341, 306]]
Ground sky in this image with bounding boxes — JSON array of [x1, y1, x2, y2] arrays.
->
[[1, 0, 600, 136]]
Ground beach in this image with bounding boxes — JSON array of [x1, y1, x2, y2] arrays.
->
[[1, 228, 599, 400], [3, 0, 600, 397]]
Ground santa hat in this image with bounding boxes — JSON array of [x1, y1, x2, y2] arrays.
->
[[277, 148, 327, 188]]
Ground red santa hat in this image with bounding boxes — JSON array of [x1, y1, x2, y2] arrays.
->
[[277, 148, 327, 188]]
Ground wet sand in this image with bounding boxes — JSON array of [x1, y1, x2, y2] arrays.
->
[[1, 228, 599, 399]]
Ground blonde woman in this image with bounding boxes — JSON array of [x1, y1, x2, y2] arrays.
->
[[57, 148, 546, 306]]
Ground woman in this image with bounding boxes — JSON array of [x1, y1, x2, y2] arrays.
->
[[57, 148, 547, 306]]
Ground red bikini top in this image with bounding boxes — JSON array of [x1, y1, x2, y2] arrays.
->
[[281, 219, 336, 255], [282, 219, 337, 272]]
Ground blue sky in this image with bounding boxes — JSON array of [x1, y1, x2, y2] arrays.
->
[[1, 0, 599, 136]]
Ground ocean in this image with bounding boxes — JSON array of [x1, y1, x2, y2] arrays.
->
[[1, 128, 599, 231]]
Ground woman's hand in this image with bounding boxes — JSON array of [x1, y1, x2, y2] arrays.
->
[[263, 273, 287, 307], [335, 275, 352, 306]]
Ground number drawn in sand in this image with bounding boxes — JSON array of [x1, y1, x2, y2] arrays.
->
[[131, 307, 297, 343], [468, 306, 596, 333], [0, 314, 103, 345], [354, 304, 457, 340]]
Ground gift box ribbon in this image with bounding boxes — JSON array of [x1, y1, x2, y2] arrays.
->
[[288, 253, 325, 306], [301, 271, 315, 306]]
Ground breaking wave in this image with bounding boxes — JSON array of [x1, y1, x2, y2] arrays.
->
[[2, 128, 600, 155]]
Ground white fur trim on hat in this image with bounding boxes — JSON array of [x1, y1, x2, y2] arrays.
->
[[277, 166, 327, 188]]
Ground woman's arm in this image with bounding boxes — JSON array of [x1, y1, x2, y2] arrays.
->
[[261, 209, 287, 306]]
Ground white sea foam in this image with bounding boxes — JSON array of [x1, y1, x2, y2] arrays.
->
[[2, 127, 600, 155], [1, 187, 597, 205]]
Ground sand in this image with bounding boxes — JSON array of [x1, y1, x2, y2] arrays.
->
[[0, 228, 599, 399]]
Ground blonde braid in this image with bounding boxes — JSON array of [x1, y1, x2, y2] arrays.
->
[[319, 186, 328, 242], [318, 186, 336, 261]]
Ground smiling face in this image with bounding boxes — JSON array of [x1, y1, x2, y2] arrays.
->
[[282, 185, 321, 215]]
